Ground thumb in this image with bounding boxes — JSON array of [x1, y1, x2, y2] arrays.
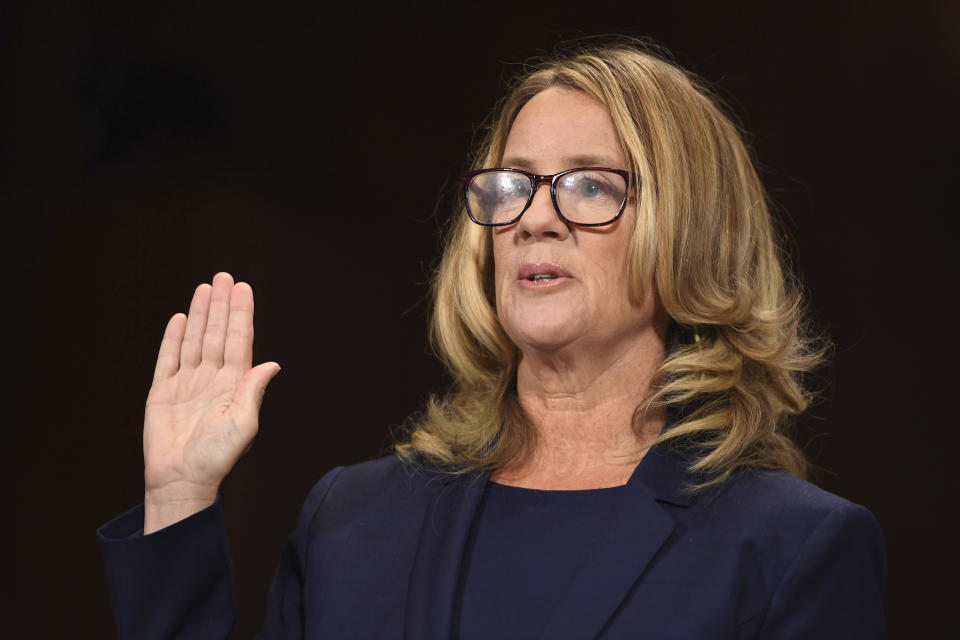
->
[[235, 362, 282, 416]]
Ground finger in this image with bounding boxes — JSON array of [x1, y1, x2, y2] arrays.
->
[[224, 282, 254, 372], [153, 313, 186, 382], [201, 272, 234, 368], [180, 283, 212, 368], [233, 361, 281, 424]]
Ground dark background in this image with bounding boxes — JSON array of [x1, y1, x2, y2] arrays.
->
[[8, 1, 957, 637]]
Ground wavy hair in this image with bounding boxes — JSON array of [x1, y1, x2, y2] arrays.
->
[[395, 39, 829, 487]]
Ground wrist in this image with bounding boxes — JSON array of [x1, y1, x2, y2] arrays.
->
[[143, 484, 218, 534]]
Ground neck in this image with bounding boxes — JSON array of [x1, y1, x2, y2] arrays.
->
[[492, 326, 668, 490]]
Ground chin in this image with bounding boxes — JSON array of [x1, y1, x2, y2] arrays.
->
[[505, 318, 583, 353]]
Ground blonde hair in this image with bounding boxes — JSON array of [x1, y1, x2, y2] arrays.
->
[[395, 39, 829, 487]]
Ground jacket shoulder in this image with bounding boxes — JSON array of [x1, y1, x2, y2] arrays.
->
[[697, 467, 882, 551], [301, 453, 444, 537], [697, 467, 886, 595], [715, 470, 887, 635], [717, 467, 854, 510]]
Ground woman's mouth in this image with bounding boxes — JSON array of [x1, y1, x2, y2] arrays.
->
[[517, 263, 574, 289]]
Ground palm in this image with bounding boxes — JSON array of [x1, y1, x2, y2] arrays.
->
[[143, 273, 280, 499], [146, 364, 245, 490]]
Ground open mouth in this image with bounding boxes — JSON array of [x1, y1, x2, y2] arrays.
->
[[518, 263, 573, 287], [528, 274, 559, 283]]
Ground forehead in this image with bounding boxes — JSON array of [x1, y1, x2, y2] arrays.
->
[[502, 87, 626, 170]]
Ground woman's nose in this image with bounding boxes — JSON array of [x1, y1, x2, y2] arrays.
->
[[516, 182, 569, 240]]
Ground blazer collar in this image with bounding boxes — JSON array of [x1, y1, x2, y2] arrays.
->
[[404, 431, 697, 639]]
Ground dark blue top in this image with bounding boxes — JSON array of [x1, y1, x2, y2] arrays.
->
[[456, 481, 626, 639], [96, 447, 887, 638]]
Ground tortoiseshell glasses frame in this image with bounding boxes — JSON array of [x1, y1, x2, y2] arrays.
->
[[460, 167, 637, 227]]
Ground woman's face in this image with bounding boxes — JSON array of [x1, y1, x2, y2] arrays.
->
[[492, 87, 662, 357]]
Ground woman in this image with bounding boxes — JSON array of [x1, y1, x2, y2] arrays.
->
[[98, 41, 886, 638]]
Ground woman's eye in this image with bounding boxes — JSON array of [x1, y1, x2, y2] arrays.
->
[[576, 177, 612, 198], [581, 181, 601, 196]]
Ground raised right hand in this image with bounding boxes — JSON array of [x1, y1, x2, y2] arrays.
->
[[142, 272, 281, 532]]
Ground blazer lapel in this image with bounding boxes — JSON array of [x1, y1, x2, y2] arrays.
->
[[404, 467, 490, 639], [537, 444, 696, 639], [402, 438, 696, 640]]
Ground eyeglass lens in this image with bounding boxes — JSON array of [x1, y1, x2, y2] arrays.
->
[[467, 170, 628, 225]]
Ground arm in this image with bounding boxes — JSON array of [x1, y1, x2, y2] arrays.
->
[[98, 498, 235, 640], [97, 467, 344, 640], [98, 273, 282, 638], [758, 502, 887, 639]]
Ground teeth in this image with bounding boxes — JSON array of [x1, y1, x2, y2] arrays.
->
[[531, 274, 558, 283]]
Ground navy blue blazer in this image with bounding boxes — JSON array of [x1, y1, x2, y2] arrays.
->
[[98, 444, 886, 639]]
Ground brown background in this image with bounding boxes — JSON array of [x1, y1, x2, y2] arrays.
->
[[7, 1, 958, 637]]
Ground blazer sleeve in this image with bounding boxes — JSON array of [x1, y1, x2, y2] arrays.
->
[[97, 496, 237, 640], [758, 502, 887, 639], [97, 466, 344, 640]]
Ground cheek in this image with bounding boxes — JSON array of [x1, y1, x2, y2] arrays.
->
[[585, 240, 630, 292], [585, 244, 638, 320], [491, 232, 512, 304]]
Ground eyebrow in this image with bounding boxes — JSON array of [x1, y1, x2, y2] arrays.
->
[[500, 155, 624, 171]]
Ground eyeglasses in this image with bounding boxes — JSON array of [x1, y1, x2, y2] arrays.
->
[[461, 167, 636, 227]]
